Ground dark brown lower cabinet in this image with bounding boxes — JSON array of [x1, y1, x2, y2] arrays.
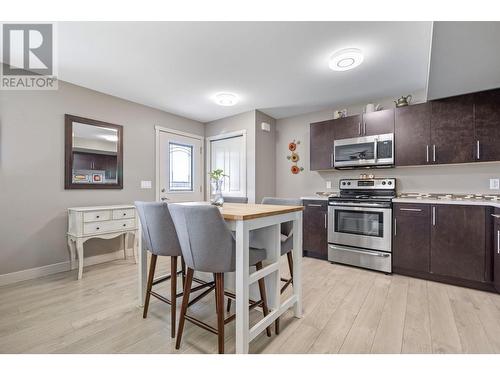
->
[[430, 205, 487, 282], [302, 200, 328, 260], [393, 203, 495, 292], [494, 209, 500, 293], [393, 204, 430, 273]]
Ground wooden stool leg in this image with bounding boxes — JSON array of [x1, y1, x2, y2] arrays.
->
[[287, 252, 294, 283], [143, 254, 157, 319], [170, 256, 178, 338], [256, 262, 272, 337], [175, 268, 194, 350], [215, 273, 225, 354], [180, 257, 186, 289]]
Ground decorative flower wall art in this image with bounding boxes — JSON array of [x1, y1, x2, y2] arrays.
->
[[287, 140, 304, 174]]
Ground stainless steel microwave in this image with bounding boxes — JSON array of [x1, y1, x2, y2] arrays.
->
[[333, 133, 394, 169]]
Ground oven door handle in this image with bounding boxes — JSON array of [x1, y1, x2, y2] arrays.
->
[[329, 245, 390, 258], [329, 201, 391, 208]]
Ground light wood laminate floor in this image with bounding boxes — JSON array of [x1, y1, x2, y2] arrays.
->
[[1, 256, 500, 354]]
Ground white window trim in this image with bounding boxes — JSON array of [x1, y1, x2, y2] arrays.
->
[[205, 129, 247, 201], [155, 126, 204, 202]]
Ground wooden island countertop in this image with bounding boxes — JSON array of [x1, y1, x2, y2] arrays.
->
[[219, 202, 303, 221]]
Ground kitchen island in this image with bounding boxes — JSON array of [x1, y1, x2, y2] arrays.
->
[[137, 202, 304, 354]]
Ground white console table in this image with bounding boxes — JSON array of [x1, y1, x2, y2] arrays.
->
[[67, 205, 139, 279]]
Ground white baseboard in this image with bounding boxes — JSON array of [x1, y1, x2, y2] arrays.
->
[[0, 248, 136, 287]]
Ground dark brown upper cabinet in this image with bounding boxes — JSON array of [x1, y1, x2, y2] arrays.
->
[[332, 114, 362, 140], [474, 89, 500, 162], [430, 204, 487, 283], [393, 203, 431, 273], [362, 108, 395, 136], [310, 120, 335, 170], [395, 103, 431, 166], [430, 95, 475, 165], [65, 114, 123, 189], [302, 200, 328, 260]]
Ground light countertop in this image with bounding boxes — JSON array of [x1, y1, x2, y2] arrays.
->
[[393, 197, 500, 209]]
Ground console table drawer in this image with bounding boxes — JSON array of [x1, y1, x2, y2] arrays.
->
[[83, 219, 136, 235], [112, 208, 135, 220], [83, 210, 111, 222]]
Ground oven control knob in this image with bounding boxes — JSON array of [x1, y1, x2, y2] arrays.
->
[[347, 182, 351, 185], [342, 181, 346, 186], [382, 181, 386, 185], [388, 181, 392, 185]]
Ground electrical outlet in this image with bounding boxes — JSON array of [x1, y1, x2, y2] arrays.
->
[[141, 180, 152, 189], [326, 181, 332, 189], [490, 179, 500, 190]]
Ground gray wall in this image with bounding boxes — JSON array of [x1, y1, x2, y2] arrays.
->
[[0, 81, 204, 275], [205, 110, 257, 203], [275, 92, 500, 198], [428, 22, 500, 100], [255, 110, 276, 202]]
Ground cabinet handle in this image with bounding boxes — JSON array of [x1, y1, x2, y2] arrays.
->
[[426, 145, 429, 163], [363, 122, 367, 135], [358, 122, 362, 135], [324, 213, 327, 229], [330, 153, 334, 168], [307, 204, 322, 207], [400, 208, 422, 212], [394, 218, 397, 236], [497, 230, 500, 254], [432, 145, 436, 162], [432, 206, 436, 226], [477, 140, 480, 160], [491, 214, 500, 219]]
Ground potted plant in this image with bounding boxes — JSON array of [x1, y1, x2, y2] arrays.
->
[[209, 168, 227, 206]]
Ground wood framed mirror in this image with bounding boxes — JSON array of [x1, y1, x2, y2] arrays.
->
[[65, 114, 123, 189]]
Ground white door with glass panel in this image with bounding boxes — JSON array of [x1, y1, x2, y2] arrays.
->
[[157, 129, 203, 202], [209, 134, 246, 198]]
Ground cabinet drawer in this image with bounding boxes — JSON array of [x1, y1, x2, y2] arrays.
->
[[112, 208, 135, 220], [83, 210, 111, 222], [394, 203, 430, 217], [83, 219, 136, 235], [303, 200, 327, 210]]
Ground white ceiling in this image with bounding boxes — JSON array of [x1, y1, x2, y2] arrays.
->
[[57, 22, 432, 122]]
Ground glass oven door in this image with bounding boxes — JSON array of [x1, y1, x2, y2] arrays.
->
[[328, 205, 392, 252]]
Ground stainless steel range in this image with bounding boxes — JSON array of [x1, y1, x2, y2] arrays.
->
[[327, 178, 396, 273]]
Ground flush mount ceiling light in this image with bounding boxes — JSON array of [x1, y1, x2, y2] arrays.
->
[[213, 92, 239, 106], [329, 48, 364, 71]]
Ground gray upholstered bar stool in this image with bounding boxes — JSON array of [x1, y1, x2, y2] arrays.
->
[[222, 196, 248, 203], [168, 203, 272, 354], [135, 201, 215, 338], [261, 197, 302, 334]]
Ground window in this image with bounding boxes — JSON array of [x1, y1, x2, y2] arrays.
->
[[169, 142, 193, 191]]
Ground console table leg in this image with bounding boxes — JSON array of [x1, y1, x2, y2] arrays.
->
[[76, 239, 84, 280]]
